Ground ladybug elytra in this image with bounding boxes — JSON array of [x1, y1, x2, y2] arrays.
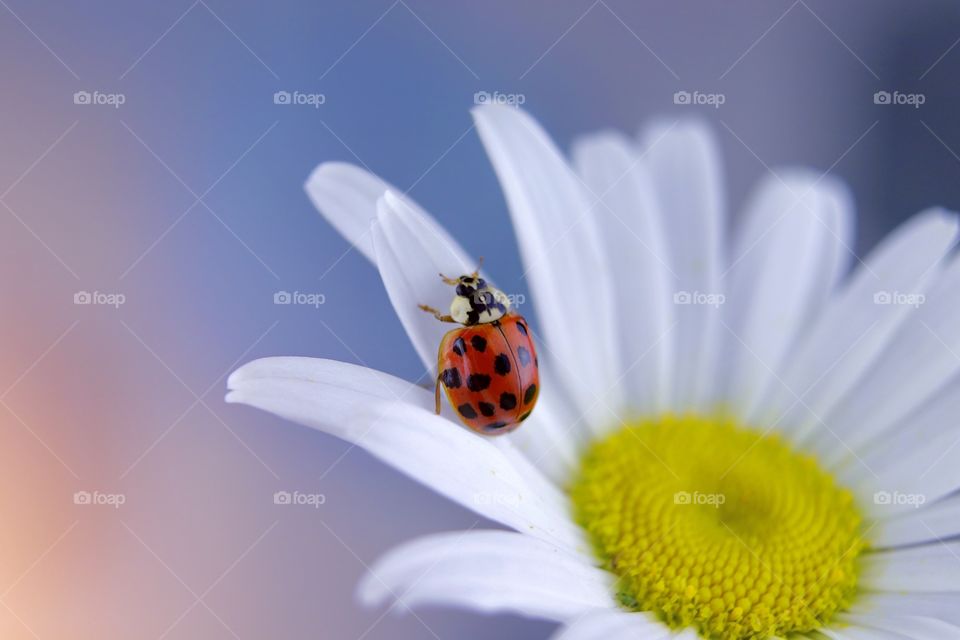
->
[[419, 266, 539, 435]]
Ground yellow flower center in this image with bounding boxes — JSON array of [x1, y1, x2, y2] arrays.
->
[[569, 414, 867, 640]]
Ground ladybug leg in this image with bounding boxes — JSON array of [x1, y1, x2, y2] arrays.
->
[[434, 373, 442, 415], [417, 304, 455, 323]]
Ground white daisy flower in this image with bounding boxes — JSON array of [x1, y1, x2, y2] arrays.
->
[[227, 105, 960, 639]]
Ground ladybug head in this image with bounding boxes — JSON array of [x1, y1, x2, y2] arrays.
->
[[439, 268, 510, 326]]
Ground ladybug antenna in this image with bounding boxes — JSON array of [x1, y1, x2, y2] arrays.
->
[[471, 256, 484, 279], [438, 273, 459, 286]]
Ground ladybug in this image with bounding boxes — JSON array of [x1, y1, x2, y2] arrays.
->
[[419, 267, 539, 435]]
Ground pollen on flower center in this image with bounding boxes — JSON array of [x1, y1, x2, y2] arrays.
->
[[569, 415, 867, 640]]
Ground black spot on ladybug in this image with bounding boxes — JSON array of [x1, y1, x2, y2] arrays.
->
[[515, 321, 528, 336], [524, 384, 537, 405], [517, 346, 532, 367], [499, 392, 517, 411], [457, 403, 477, 419], [478, 401, 496, 417], [440, 368, 461, 389], [470, 335, 487, 352], [519, 411, 532, 422], [493, 353, 511, 376], [484, 421, 508, 432], [452, 337, 466, 356], [467, 373, 491, 391], [535, 356, 539, 368]]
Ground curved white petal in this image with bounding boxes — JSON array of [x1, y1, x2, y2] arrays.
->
[[497, 387, 583, 486], [822, 626, 911, 640], [473, 104, 622, 432], [839, 613, 960, 640], [808, 180, 857, 310], [872, 494, 960, 548], [842, 375, 960, 518], [358, 530, 613, 622], [572, 131, 673, 414], [862, 541, 960, 592], [550, 609, 670, 640], [640, 120, 724, 412], [812, 252, 960, 466], [849, 592, 960, 627], [722, 170, 851, 420], [226, 357, 584, 551], [372, 191, 476, 373], [754, 209, 958, 441], [305, 162, 393, 262], [227, 355, 433, 414]]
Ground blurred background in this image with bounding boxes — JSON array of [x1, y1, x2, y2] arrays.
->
[[2, 1, 960, 637]]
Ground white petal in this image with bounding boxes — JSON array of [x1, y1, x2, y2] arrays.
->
[[722, 170, 851, 420], [862, 541, 960, 592], [492, 437, 573, 516], [572, 131, 674, 414], [822, 626, 911, 640], [372, 191, 476, 373], [640, 120, 724, 411], [473, 105, 622, 432], [497, 387, 583, 486], [842, 375, 960, 518], [550, 610, 670, 640], [305, 162, 392, 262], [754, 209, 958, 441], [839, 613, 960, 640], [812, 251, 960, 466], [849, 592, 960, 627], [227, 355, 433, 414], [808, 180, 857, 310], [872, 494, 960, 548], [358, 530, 612, 622], [226, 357, 584, 551]]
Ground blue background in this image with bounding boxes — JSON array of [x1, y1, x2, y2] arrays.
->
[[2, 1, 960, 638]]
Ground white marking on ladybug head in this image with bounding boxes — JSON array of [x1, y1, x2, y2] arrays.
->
[[448, 274, 510, 325]]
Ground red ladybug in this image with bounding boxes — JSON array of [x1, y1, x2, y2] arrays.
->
[[419, 268, 539, 435]]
